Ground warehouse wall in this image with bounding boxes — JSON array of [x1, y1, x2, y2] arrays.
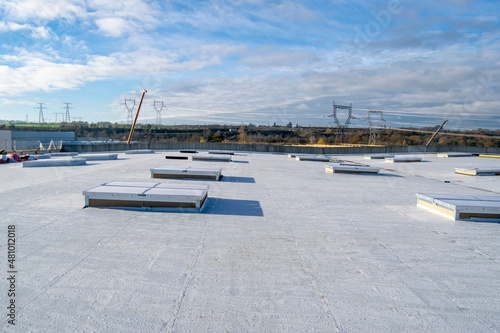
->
[[0, 130, 12, 151]]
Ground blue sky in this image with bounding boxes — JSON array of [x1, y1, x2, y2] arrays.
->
[[0, 0, 499, 129]]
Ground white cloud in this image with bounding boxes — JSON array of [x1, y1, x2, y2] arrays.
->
[[95, 17, 131, 38], [0, 21, 54, 40], [1, 0, 86, 22]]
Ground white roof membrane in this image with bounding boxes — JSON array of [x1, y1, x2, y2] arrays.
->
[[3, 151, 500, 332]]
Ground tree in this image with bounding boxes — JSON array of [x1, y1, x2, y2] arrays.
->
[[238, 124, 247, 144]]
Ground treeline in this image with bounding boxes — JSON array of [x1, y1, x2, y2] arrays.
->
[[1, 122, 500, 147]]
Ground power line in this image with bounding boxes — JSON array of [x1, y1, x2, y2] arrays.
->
[[370, 126, 500, 139]]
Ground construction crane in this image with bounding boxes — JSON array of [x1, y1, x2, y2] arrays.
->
[[426, 119, 448, 146], [127, 89, 147, 144]]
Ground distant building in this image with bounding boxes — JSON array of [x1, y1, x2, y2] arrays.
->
[[0, 130, 11, 151], [0, 130, 76, 151]]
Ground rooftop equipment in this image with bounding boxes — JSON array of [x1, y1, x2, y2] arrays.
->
[[455, 167, 500, 176], [364, 154, 395, 159], [22, 157, 87, 167], [83, 182, 208, 210], [296, 155, 330, 162], [325, 164, 380, 174], [385, 156, 422, 163], [125, 149, 155, 154], [165, 156, 189, 160], [151, 166, 222, 180], [416, 193, 500, 221], [78, 153, 118, 161], [209, 150, 235, 155], [192, 154, 232, 162], [437, 152, 473, 158]]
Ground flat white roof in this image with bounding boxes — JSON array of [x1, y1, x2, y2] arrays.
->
[[2, 151, 500, 331]]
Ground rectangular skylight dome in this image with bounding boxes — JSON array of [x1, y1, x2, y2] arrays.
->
[[125, 150, 155, 154], [83, 182, 208, 210], [416, 193, 500, 221], [151, 166, 222, 180], [325, 164, 380, 174], [385, 156, 422, 163], [192, 154, 232, 162], [209, 150, 235, 155], [437, 152, 473, 158], [22, 157, 87, 167], [455, 167, 500, 176], [78, 153, 118, 160], [296, 155, 330, 162], [364, 154, 395, 159]]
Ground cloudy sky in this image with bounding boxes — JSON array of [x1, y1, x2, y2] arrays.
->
[[0, 0, 499, 129]]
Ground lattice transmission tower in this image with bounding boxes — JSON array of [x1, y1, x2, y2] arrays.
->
[[36, 103, 46, 123], [62, 102, 73, 123], [328, 100, 354, 144], [152, 100, 165, 125], [366, 109, 385, 145], [123, 98, 136, 124]]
